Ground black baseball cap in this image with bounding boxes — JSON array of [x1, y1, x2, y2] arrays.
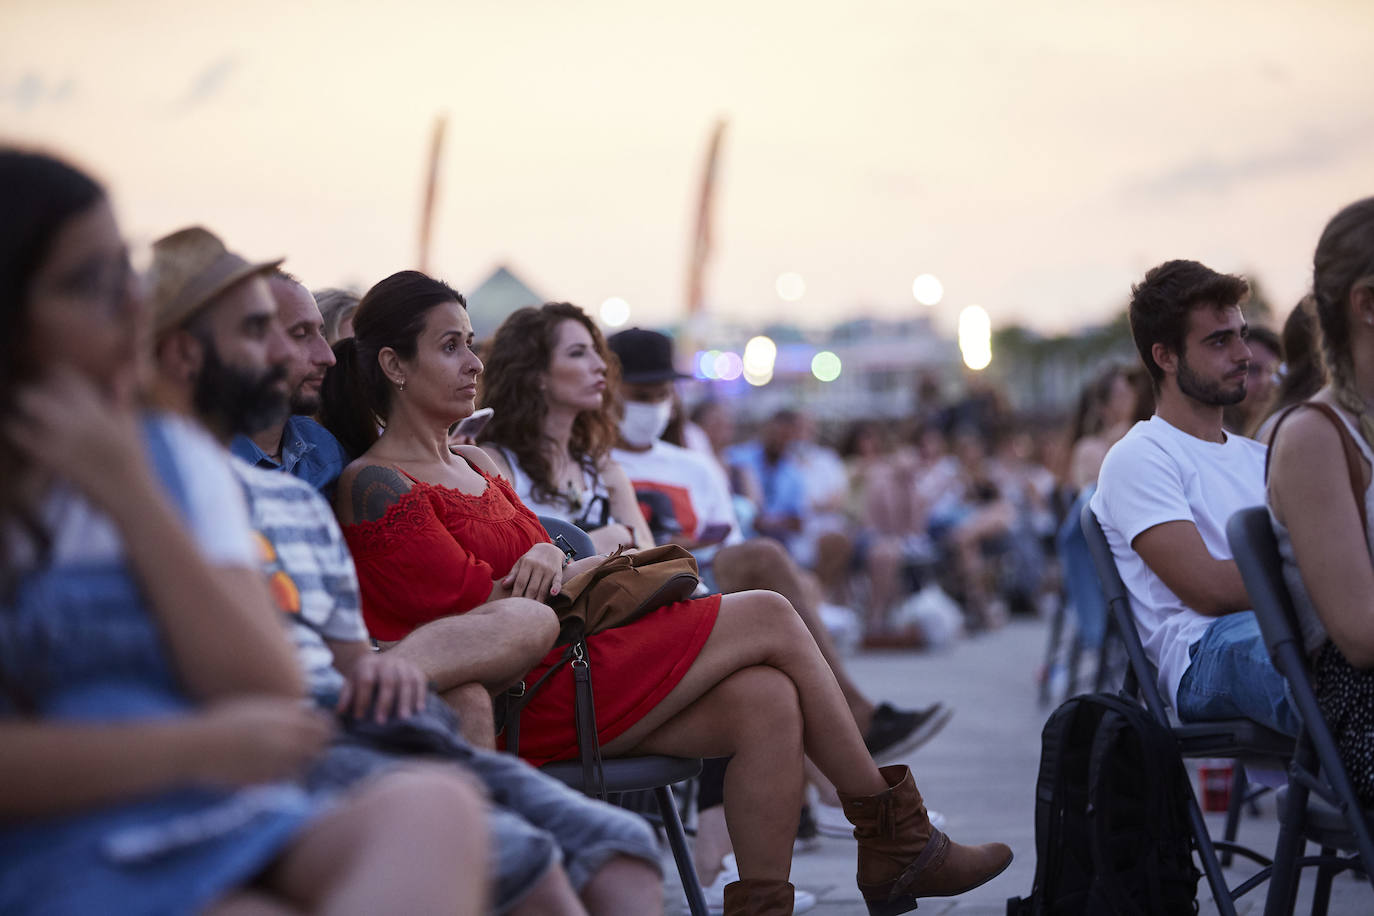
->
[[607, 327, 692, 383]]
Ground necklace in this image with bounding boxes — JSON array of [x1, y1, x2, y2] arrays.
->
[[550, 452, 585, 510], [562, 481, 584, 512]]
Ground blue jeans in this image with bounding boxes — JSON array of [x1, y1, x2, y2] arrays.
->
[[312, 691, 661, 913], [1176, 611, 1300, 736], [1057, 489, 1107, 649]]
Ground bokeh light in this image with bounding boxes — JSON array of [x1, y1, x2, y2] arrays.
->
[[912, 274, 943, 306], [775, 272, 806, 302], [744, 367, 773, 387], [713, 351, 743, 381], [958, 305, 992, 371], [811, 350, 842, 382], [599, 297, 631, 327], [743, 335, 777, 376]]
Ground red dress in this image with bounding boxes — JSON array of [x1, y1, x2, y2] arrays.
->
[[341, 464, 721, 765]]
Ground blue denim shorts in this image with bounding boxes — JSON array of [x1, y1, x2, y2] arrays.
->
[[464, 746, 662, 911], [1176, 611, 1300, 737], [311, 692, 661, 912]]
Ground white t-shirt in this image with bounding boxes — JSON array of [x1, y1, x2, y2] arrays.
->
[[612, 440, 743, 555], [22, 413, 256, 570], [1090, 416, 1267, 709]]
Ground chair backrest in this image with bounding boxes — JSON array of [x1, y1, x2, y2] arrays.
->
[[1227, 505, 1374, 868], [1224, 508, 1302, 665], [1080, 503, 1173, 724], [539, 516, 597, 560]]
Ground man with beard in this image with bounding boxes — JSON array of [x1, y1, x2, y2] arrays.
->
[[147, 227, 665, 914], [230, 269, 349, 496], [1091, 259, 1298, 735]]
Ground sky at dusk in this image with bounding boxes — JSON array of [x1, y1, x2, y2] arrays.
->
[[3, 0, 1371, 335]]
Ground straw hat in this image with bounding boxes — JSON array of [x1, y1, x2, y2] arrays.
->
[[148, 227, 283, 337]]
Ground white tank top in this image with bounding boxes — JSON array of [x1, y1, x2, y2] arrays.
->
[[494, 446, 614, 530]]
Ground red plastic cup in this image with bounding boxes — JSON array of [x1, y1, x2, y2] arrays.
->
[[1198, 762, 1233, 813]]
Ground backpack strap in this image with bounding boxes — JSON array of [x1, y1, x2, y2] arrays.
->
[[1266, 402, 1369, 533]]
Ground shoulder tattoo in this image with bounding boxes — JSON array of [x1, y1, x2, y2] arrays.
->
[[349, 466, 411, 523]]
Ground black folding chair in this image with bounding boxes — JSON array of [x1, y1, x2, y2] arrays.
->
[[1228, 506, 1374, 916], [533, 516, 709, 916], [1081, 504, 1294, 913]]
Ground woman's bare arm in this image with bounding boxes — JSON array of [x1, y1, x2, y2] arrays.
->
[[8, 372, 303, 701], [601, 459, 655, 549], [0, 701, 330, 817], [1269, 407, 1374, 666]]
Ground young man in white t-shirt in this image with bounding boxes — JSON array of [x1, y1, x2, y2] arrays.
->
[[1090, 259, 1298, 735]]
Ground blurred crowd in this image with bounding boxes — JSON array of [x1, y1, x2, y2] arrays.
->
[[5, 135, 1362, 916]]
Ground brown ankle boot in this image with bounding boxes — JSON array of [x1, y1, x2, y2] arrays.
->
[[838, 765, 1012, 916], [722, 879, 795, 916]]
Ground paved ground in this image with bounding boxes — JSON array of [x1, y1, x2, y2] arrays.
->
[[660, 613, 1373, 914]]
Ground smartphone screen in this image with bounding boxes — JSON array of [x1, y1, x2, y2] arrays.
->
[[695, 522, 732, 546], [450, 407, 494, 442]]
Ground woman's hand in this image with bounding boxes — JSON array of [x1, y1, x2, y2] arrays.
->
[[3, 366, 149, 514], [337, 652, 430, 723], [501, 542, 567, 599], [189, 698, 333, 788]]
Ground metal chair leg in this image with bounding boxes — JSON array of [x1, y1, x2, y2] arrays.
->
[[1189, 791, 1239, 916], [1066, 632, 1084, 698], [1040, 594, 1068, 706], [1263, 784, 1310, 916], [1308, 847, 1335, 916], [657, 784, 709, 916], [1221, 763, 1247, 867], [1093, 612, 1118, 692]]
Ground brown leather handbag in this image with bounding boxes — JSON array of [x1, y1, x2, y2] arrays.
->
[[548, 544, 700, 644], [506, 544, 701, 795]]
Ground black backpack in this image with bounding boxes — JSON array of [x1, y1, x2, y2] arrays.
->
[[1007, 693, 1202, 915]]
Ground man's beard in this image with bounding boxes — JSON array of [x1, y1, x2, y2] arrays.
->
[[1177, 352, 1247, 407], [192, 341, 290, 437], [289, 379, 322, 416]]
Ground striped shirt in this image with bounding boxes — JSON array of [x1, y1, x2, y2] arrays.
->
[[230, 458, 369, 698]]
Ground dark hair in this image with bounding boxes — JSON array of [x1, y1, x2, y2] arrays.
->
[[1248, 295, 1324, 436], [478, 302, 620, 508], [661, 391, 687, 448], [1068, 364, 1129, 446], [0, 149, 105, 587], [319, 270, 465, 458], [1128, 259, 1250, 386], [1313, 197, 1374, 396], [1246, 325, 1282, 359], [840, 420, 887, 459]]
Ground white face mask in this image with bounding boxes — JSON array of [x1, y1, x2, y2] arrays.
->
[[620, 399, 673, 447]]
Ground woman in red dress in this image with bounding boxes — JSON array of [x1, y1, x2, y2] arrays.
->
[[323, 271, 1011, 916]]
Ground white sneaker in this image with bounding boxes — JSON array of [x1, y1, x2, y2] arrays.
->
[[703, 854, 817, 914], [812, 799, 945, 838]]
